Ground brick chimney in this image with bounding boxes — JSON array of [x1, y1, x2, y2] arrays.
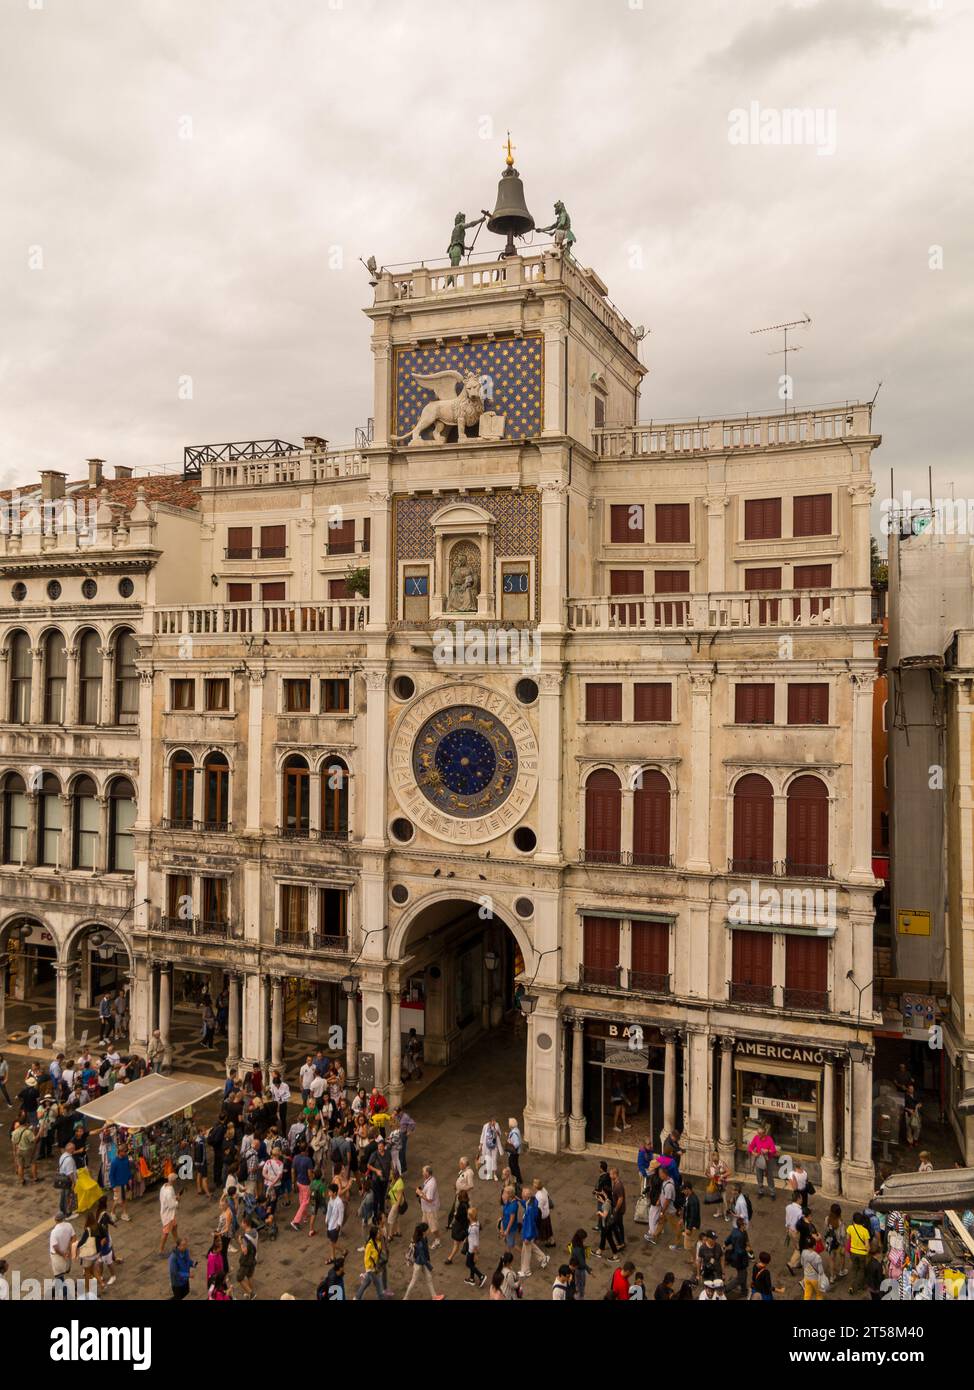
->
[[114, 465, 133, 480], [86, 458, 104, 487], [40, 470, 66, 501]]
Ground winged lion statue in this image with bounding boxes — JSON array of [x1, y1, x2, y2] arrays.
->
[[392, 370, 484, 446]]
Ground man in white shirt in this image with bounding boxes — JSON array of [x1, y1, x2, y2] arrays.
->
[[455, 1157, 475, 1197], [310, 1072, 327, 1109], [159, 1174, 180, 1255], [784, 1197, 804, 1266], [299, 1056, 317, 1101], [733, 1184, 751, 1229], [552, 1266, 571, 1300], [269, 1073, 291, 1133], [417, 1165, 441, 1248], [49, 1216, 75, 1284], [325, 1183, 345, 1262], [57, 1144, 78, 1217]]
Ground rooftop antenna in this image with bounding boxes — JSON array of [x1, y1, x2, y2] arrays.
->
[[750, 314, 812, 413]]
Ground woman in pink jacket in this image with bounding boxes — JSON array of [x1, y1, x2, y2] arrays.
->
[[748, 1125, 779, 1200]]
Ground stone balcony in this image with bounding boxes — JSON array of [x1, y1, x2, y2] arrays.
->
[[153, 599, 369, 638], [566, 587, 872, 632], [592, 402, 875, 460]]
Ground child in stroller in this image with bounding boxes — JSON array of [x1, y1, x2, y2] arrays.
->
[[241, 1189, 278, 1240]]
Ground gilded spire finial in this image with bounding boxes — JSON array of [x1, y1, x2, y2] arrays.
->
[[504, 132, 515, 168]]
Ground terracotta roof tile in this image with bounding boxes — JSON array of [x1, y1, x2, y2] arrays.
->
[[0, 474, 200, 513]]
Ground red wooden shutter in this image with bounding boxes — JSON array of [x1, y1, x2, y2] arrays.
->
[[786, 775, 829, 876], [793, 494, 832, 538], [259, 524, 286, 558], [610, 569, 644, 625], [787, 683, 829, 725], [630, 920, 670, 988], [634, 683, 672, 722], [734, 684, 775, 724], [260, 582, 286, 601], [328, 519, 356, 554], [732, 930, 773, 1004], [744, 567, 782, 624], [586, 684, 622, 721], [583, 916, 620, 986], [633, 770, 670, 866], [227, 525, 252, 559], [227, 583, 252, 603], [362, 517, 371, 553], [793, 562, 832, 618], [732, 774, 774, 872], [655, 503, 690, 543], [785, 936, 828, 1007], [611, 504, 644, 543], [329, 578, 349, 600], [744, 498, 781, 540], [654, 570, 691, 627], [584, 771, 622, 863]]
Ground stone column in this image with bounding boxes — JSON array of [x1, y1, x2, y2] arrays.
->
[[536, 672, 564, 862], [371, 342, 392, 448], [270, 977, 284, 1072], [53, 963, 76, 1055], [538, 481, 568, 632], [64, 647, 79, 727], [849, 672, 876, 882], [245, 672, 265, 834], [58, 794, 71, 873], [345, 989, 358, 1087], [820, 1055, 839, 1194], [388, 989, 403, 1109], [95, 796, 110, 874], [568, 1018, 586, 1152], [24, 791, 39, 867], [98, 645, 115, 726], [29, 646, 44, 725], [686, 672, 715, 871], [0, 953, 8, 1043], [257, 976, 270, 1073], [522, 992, 562, 1154], [718, 1036, 735, 1158], [705, 496, 730, 592], [663, 1028, 678, 1134], [362, 671, 388, 848], [158, 966, 172, 1069], [366, 489, 392, 630]]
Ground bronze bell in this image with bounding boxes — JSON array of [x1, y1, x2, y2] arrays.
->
[[487, 163, 535, 259]]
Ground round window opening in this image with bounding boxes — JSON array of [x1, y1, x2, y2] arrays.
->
[[513, 827, 537, 853], [46, 580, 62, 600], [515, 896, 534, 919], [118, 577, 135, 598], [391, 817, 414, 844], [393, 675, 416, 701], [390, 883, 410, 905], [515, 678, 539, 705], [81, 578, 98, 599], [11, 583, 27, 602]]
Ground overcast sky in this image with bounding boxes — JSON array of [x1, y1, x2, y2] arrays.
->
[[2, 0, 971, 522]]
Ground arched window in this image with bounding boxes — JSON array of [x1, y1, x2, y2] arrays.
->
[[38, 773, 62, 866], [8, 632, 31, 725], [108, 777, 135, 872], [203, 752, 230, 831], [633, 769, 671, 867], [283, 755, 310, 837], [72, 775, 99, 869], [2, 772, 27, 864], [321, 758, 349, 840], [169, 751, 194, 829], [78, 630, 102, 725], [43, 631, 67, 724], [786, 775, 830, 877], [732, 773, 774, 874], [113, 630, 139, 726], [584, 769, 622, 864]]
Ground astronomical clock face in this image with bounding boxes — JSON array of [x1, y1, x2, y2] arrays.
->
[[390, 683, 539, 844], [412, 705, 518, 818]]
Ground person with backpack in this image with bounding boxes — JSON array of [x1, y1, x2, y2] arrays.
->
[[317, 1256, 346, 1301], [478, 1117, 503, 1181], [694, 1230, 723, 1286], [402, 1221, 445, 1300], [679, 1181, 700, 1255], [723, 1217, 753, 1297], [643, 1160, 665, 1243], [732, 1183, 753, 1229], [567, 1229, 592, 1299], [354, 1224, 391, 1300]]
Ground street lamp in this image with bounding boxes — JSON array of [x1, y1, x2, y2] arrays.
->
[[518, 991, 538, 1018], [484, 951, 499, 972], [340, 973, 359, 999], [846, 970, 875, 1065]]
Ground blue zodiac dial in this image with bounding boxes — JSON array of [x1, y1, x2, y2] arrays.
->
[[412, 705, 518, 819]]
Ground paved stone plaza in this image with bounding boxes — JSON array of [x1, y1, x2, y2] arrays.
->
[[0, 1025, 879, 1302]]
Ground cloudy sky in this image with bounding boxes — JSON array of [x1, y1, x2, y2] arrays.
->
[[2, 0, 971, 520]]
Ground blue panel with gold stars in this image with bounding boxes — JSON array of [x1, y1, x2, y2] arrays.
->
[[394, 334, 543, 441], [412, 704, 518, 819]]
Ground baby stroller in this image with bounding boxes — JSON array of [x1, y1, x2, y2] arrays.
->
[[242, 1190, 279, 1241]]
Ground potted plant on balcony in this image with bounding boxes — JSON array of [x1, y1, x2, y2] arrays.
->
[[344, 565, 370, 598]]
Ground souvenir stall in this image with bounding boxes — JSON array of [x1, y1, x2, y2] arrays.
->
[[78, 1073, 222, 1193], [873, 1166, 974, 1298]]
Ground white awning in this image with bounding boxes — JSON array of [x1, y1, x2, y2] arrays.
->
[[77, 1072, 222, 1128]]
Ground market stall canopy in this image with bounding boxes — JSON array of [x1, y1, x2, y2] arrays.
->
[[872, 1166, 974, 1214], [77, 1072, 222, 1128]]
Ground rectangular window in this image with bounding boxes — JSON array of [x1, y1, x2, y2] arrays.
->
[[784, 936, 829, 1011], [793, 563, 833, 619], [594, 394, 606, 428], [744, 566, 782, 624], [744, 497, 782, 540], [74, 793, 98, 869], [362, 517, 371, 554], [227, 583, 252, 603], [321, 678, 350, 713], [167, 874, 193, 925], [41, 794, 63, 867], [793, 493, 832, 538], [327, 519, 356, 555], [610, 504, 644, 544], [787, 683, 829, 725], [630, 920, 670, 991], [585, 683, 622, 722], [731, 930, 774, 1006], [319, 887, 348, 942], [633, 683, 672, 722], [259, 524, 286, 559], [6, 791, 28, 864], [501, 564, 530, 622], [170, 679, 195, 711], [280, 884, 309, 942], [283, 679, 311, 713], [654, 569, 691, 627], [582, 916, 620, 988], [734, 683, 775, 724], [402, 566, 430, 623], [261, 582, 286, 602], [204, 678, 229, 712], [202, 877, 227, 929], [655, 503, 691, 544], [226, 526, 253, 560]]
